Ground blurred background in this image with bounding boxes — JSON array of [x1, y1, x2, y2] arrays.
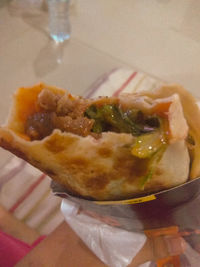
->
[[2, 0, 200, 123]]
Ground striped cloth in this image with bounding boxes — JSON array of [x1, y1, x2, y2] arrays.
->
[[0, 68, 163, 235]]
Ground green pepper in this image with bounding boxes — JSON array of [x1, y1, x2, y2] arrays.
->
[[131, 131, 166, 159], [84, 105, 104, 133], [139, 145, 167, 189], [84, 105, 101, 119], [92, 120, 103, 133], [85, 104, 148, 135], [118, 108, 145, 135]]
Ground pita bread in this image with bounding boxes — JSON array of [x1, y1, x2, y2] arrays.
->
[[0, 83, 191, 200]]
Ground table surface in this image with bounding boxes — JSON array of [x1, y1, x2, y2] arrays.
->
[[2, 0, 200, 104], [2, 0, 200, 106]]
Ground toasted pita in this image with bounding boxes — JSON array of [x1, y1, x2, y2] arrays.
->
[[0, 83, 190, 200]]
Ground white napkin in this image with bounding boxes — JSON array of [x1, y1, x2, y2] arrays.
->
[[61, 199, 150, 267]]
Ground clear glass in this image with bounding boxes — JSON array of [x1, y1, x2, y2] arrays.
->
[[47, 0, 71, 43]]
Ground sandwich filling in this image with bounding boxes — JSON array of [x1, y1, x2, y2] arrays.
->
[[25, 89, 166, 140], [25, 88, 168, 156]]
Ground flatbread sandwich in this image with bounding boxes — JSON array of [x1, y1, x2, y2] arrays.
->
[[0, 83, 199, 200]]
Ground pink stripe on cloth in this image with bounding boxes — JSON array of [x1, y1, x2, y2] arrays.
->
[[112, 71, 137, 96], [85, 68, 118, 98], [9, 173, 46, 213], [0, 160, 26, 189], [0, 230, 45, 267]]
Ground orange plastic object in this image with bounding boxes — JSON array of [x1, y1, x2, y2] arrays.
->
[[144, 226, 180, 267], [157, 255, 180, 267]]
